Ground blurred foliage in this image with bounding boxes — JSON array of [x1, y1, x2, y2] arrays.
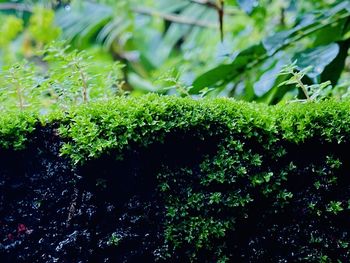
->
[[28, 6, 61, 46], [0, 0, 350, 110]]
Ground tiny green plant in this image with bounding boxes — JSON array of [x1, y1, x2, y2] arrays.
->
[[42, 43, 92, 103], [0, 41, 124, 113], [326, 201, 343, 215], [107, 233, 121, 246], [0, 61, 40, 111], [41, 42, 124, 107], [278, 61, 332, 102], [156, 70, 191, 97]]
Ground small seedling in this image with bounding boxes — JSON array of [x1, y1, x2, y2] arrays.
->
[[156, 70, 191, 97], [107, 233, 121, 246], [278, 61, 332, 102], [326, 201, 343, 215]]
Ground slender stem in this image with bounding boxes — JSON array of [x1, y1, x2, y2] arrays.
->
[[15, 82, 24, 111], [176, 83, 191, 97], [10, 71, 25, 111], [292, 71, 311, 101], [75, 65, 88, 103], [16, 85, 24, 110], [80, 71, 88, 103], [218, 0, 224, 41]]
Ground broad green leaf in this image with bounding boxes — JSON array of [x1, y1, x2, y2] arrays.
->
[[237, 0, 258, 15], [192, 44, 266, 92], [152, 4, 212, 67], [190, 64, 233, 93], [262, 13, 319, 55], [192, 1, 350, 95], [293, 43, 339, 79], [313, 19, 350, 46], [253, 59, 285, 97], [321, 39, 350, 85]]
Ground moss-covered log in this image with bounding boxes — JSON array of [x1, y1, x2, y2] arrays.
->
[[1, 95, 350, 262]]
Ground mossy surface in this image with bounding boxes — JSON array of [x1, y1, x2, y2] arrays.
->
[[1, 95, 350, 262]]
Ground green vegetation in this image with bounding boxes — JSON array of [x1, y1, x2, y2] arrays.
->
[[1, 93, 349, 158], [0, 0, 350, 107], [57, 95, 350, 164], [0, 95, 350, 261], [1, 1, 350, 261], [0, 110, 37, 150]]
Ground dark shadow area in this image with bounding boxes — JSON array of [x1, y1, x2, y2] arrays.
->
[[0, 128, 221, 263], [221, 140, 350, 262], [1, 126, 350, 262]]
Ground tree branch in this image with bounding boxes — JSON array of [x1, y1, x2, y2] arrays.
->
[[0, 3, 32, 12], [189, 0, 240, 15], [0, 3, 218, 29], [133, 7, 218, 29], [188, 0, 224, 41], [189, 0, 219, 10]]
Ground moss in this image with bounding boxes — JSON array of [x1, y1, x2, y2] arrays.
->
[[0, 110, 38, 150], [1, 95, 350, 261], [3, 95, 349, 157], [57, 95, 275, 163], [53, 95, 350, 164]]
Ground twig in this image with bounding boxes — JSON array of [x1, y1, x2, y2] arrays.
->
[[218, 0, 224, 41], [0, 3, 32, 12], [0, 3, 218, 29], [15, 82, 24, 111], [189, 0, 218, 10], [291, 71, 311, 101], [133, 7, 217, 28], [188, 0, 224, 41], [9, 71, 25, 111], [75, 64, 89, 103]]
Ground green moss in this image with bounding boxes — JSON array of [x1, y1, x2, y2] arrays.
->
[[1, 95, 350, 261], [58, 94, 277, 163], [53, 95, 350, 164], [3, 95, 349, 157], [0, 110, 38, 150]]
